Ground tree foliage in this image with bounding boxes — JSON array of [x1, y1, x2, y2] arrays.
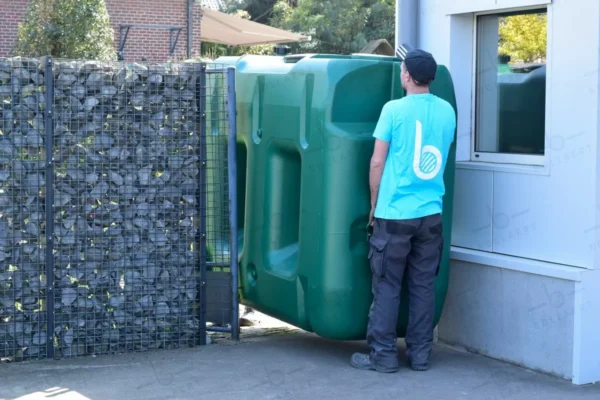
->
[[498, 13, 547, 64], [208, 0, 395, 56], [221, 0, 297, 23], [271, 0, 395, 54], [13, 0, 116, 60]]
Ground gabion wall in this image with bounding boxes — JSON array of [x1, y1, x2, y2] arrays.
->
[[0, 56, 231, 361]]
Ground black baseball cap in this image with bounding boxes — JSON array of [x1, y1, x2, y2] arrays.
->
[[404, 49, 437, 84]]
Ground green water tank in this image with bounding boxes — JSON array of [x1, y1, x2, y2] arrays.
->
[[232, 53, 458, 340]]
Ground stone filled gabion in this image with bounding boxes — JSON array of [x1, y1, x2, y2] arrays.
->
[[0, 57, 205, 360]]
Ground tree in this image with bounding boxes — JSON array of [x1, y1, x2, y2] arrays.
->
[[221, 0, 297, 23], [211, 0, 396, 57], [271, 0, 395, 55], [13, 0, 116, 61], [363, 0, 395, 46], [498, 13, 547, 64]]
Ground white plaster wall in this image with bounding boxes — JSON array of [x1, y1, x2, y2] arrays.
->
[[418, 0, 600, 268], [572, 269, 600, 384], [439, 260, 576, 379], [572, 16, 600, 384]]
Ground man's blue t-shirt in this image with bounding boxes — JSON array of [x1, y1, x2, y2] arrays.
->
[[373, 93, 456, 220]]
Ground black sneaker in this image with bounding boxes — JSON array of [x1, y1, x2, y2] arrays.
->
[[350, 353, 399, 373], [408, 360, 429, 371]]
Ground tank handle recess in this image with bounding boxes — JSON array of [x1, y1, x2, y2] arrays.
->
[[283, 54, 355, 63], [283, 54, 311, 63]]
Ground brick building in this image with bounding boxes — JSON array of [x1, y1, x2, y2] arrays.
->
[[0, 0, 221, 61]]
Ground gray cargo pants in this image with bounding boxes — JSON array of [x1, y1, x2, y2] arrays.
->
[[366, 213, 444, 369]]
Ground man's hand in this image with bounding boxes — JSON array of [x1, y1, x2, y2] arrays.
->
[[369, 207, 375, 226]]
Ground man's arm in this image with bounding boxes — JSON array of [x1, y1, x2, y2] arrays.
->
[[369, 104, 393, 222], [370, 139, 389, 210]]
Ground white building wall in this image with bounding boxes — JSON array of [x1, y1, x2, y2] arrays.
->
[[405, 0, 600, 385], [575, 10, 600, 383], [440, 261, 576, 378]]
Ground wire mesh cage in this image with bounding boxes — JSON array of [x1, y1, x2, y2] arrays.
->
[[0, 57, 238, 362], [0, 57, 50, 361]]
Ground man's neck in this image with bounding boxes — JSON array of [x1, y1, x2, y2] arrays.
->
[[406, 87, 430, 95]]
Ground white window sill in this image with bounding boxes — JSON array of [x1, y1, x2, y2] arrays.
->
[[456, 160, 550, 176], [450, 246, 584, 281]]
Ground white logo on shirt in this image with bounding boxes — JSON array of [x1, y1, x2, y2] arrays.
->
[[413, 120, 442, 180]]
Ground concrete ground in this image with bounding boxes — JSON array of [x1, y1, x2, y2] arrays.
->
[[1, 311, 599, 400]]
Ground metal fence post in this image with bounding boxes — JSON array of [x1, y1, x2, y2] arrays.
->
[[44, 56, 55, 359], [226, 67, 239, 341], [198, 63, 208, 345]]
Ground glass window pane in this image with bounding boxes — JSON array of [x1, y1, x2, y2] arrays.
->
[[474, 10, 547, 156]]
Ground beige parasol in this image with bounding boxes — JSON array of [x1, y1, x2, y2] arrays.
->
[[199, 7, 307, 46]]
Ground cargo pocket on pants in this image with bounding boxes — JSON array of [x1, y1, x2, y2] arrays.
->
[[368, 235, 388, 277]]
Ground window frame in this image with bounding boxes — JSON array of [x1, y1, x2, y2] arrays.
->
[[470, 6, 550, 167]]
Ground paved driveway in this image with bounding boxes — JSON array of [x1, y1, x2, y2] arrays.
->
[[1, 329, 598, 400]]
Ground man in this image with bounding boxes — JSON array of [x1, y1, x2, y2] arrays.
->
[[350, 48, 456, 373]]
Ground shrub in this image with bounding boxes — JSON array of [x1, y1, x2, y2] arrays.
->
[[13, 0, 116, 61]]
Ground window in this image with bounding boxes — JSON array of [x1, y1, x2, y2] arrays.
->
[[473, 9, 548, 165]]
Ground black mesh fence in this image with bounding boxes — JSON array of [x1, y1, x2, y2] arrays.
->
[[204, 67, 237, 331], [0, 57, 237, 362]]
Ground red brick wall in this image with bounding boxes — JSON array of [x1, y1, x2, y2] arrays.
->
[[105, 0, 203, 61], [0, 0, 203, 62], [0, 0, 30, 58]]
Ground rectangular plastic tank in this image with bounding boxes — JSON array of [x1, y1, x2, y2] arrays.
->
[[229, 53, 458, 340]]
